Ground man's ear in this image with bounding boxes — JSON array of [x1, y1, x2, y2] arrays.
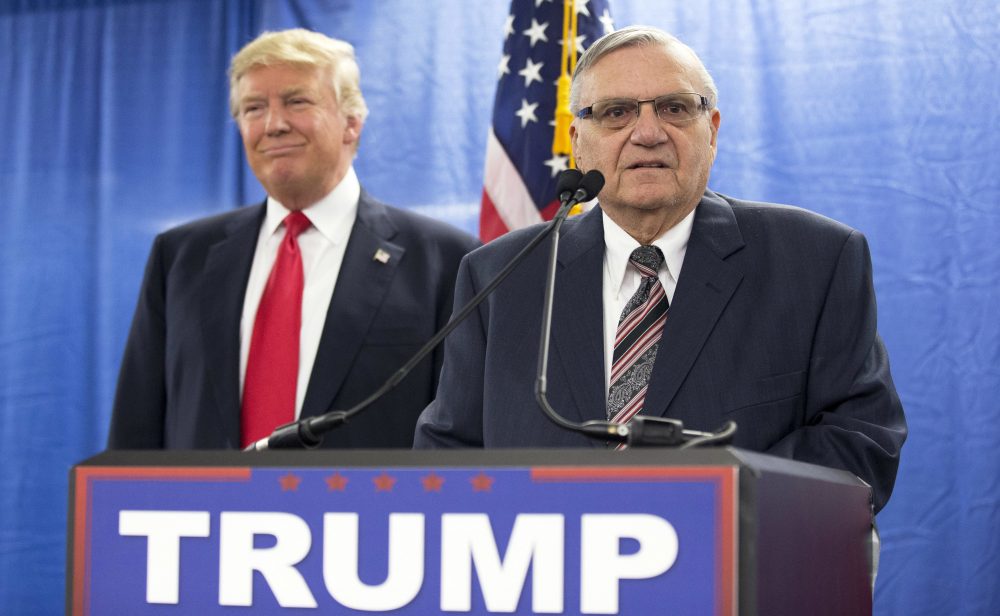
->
[[344, 115, 362, 145], [709, 109, 721, 150], [570, 121, 583, 168]]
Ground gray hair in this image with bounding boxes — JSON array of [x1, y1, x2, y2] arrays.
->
[[228, 28, 368, 123], [570, 25, 718, 112]]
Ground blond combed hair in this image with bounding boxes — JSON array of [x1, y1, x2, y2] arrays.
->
[[228, 28, 368, 123]]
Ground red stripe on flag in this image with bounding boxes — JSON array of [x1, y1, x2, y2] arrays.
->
[[539, 198, 562, 221], [479, 188, 510, 242]]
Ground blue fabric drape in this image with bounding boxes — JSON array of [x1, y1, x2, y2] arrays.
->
[[1, 1, 997, 614]]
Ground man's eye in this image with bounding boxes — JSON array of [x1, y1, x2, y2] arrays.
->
[[659, 100, 688, 115], [242, 104, 264, 116], [601, 105, 631, 119]]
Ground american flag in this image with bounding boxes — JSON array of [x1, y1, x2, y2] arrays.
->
[[480, 0, 615, 242]]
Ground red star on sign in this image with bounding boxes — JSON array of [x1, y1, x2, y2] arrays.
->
[[279, 472, 301, 491], [470, 472, 494, 492], [373, 472, 397, 492], [325, 472, 348, 491], [421, 472, 445, 492]]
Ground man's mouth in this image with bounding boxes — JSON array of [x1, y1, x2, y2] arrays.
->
[[262, 143, 305, 156], [627, 161, 668, 169]]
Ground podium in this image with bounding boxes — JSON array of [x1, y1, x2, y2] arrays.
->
[[68, 448, 873, 615]]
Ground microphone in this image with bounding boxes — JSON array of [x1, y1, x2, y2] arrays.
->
[[245, 169, 594, 451], [573, 169, 606, 206], [533, 170, 737, 448], [557, 169, 583, 205]]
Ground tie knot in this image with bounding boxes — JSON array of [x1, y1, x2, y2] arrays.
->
[[629, 245, 663, 277], [283, 211, 311, 238]]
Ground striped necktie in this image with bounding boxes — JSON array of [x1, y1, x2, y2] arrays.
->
[[607, 245, 668, 432]]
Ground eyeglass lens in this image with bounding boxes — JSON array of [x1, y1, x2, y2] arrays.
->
[[590, 93, 705, 128]]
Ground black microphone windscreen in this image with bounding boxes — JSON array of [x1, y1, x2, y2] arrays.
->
[[556, 169, 584, 199], [579, 170, 605, 200]]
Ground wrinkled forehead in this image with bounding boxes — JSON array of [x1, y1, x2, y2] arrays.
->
[[236, 62, 331, 97], [577, 44, 702, 103]]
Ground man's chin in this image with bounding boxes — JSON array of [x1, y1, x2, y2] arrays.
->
[[260, 166, 304, 188], [256, 172, 309, 200], [621, 189, 679, 212]]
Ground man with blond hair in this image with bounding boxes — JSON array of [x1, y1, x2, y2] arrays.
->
[[110, 29, 478, 449]]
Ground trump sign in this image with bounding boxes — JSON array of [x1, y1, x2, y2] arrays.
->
[[69, 453, 736, 615]]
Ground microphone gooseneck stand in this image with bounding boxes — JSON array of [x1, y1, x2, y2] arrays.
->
[[533, 171, 737, 449]]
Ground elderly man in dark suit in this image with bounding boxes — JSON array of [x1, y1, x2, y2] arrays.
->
[[415, 25, 906, 513], [109, 29, 478, 450]]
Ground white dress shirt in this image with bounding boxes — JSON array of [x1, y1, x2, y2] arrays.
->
[[601, 208, 695, 398], [240, 167, 361, 418]]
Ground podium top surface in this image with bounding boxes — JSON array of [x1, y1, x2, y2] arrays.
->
[[77, 447, 867, 490]]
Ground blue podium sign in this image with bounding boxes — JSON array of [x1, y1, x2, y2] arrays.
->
[[70, 460, 736, 615]]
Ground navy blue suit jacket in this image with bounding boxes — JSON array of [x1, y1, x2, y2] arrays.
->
[[109, 191, 479, 449], [415, 190, 906, 512]]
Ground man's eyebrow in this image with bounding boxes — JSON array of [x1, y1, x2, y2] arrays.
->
[[238, 87, 313, 108], [280, 86, 312, 97], [238, 92, 266, 104]]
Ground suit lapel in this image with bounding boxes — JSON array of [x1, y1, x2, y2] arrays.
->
[[643, 191, 745, 417], [550, 207, 608, 425], [301, 192, 403, 418], [201, 205, 264, 446]]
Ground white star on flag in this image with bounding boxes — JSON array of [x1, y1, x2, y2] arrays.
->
[[559, 34, 587, 55], [543, 155, 569, 177], [497, 54, 511, 78], [515, 98, 539, 127], [598, 9, 614, 34], [522, 18, 549, 47], [518, 57, 545, 87]]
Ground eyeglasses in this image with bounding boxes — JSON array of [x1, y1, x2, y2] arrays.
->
[[576, 92, 711, 129]]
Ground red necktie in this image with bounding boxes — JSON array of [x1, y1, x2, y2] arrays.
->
[[241, 211, 311, 448]]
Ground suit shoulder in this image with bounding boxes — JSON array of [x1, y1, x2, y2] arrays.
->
[[154, 205, 261, 246], [717, 192, 859, 241], [379, 202, 480, 252], [464, 216, 562, 267]]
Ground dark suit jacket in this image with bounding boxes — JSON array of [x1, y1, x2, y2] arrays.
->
[[108, 190, 479, 449], [415, 190, 906, 512]]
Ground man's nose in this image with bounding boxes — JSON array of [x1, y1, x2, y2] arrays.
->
[[629, 102, 668, 146], [264, 105, 290, 135]]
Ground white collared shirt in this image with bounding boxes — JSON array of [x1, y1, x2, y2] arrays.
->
[[239, 167, 361, 418], [601, 208, 695, 398]]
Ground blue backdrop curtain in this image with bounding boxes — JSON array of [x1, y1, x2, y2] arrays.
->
[[1, 1, 997, 614]]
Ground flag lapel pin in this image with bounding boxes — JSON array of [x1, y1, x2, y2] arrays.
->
[[373, 248, 391, 264]]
